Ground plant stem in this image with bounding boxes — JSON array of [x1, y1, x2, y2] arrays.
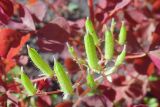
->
[[87, 0, 94, 24], [36, 90, 62, 96], [125, 53, 146, 59]]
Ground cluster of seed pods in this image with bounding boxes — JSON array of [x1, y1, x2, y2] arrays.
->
[[21, 17, 127, 96]]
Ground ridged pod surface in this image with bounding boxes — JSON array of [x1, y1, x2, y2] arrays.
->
[[118, 22, 127, 45], [105, 29, 114, 60], [84, 33, 101, 71], [115, 45, 126, 66], [54, 59, 73, 94], [21, 71, 36, 96], [85, 17, 99, 46], [27, 46, 54, 77]]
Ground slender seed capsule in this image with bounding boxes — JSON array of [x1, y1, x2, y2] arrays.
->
[[66, 43, 76, 58], [87, 73, 96, 89], [105, 28, 114, 60], [85, 17, 100, 46], [115, 45, 126, 66], [54, 59, 73, 94], [21, 69, 36, 96], [27, 46, 53, 77], [84, 33, 101, 71], [118, 21, 127, 45]]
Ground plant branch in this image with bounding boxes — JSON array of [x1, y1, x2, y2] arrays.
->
[[87, 0, 94, 23], [125, 53, 147, 59]]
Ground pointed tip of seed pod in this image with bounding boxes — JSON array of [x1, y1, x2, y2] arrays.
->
[[66, 42, 70, 47], [53, 57, 57, 63], [122, 21, 125, 26], [111, 18, 116, 25], [111, 18, 115, 22], [27, 44, 30, 50], [103, 24, 107, 32], [20, 66, 24, 72], [86, 17, 89, 20]]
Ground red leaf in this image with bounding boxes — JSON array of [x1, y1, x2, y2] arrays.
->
[[134, 56, 152, 75], [55, 101, 73, 107], [0, 29, 18, 58], [37, 96, 52, 107], [126, 80, 143, 98], [37, 17, 71, 53], [125, 9, 147, 24], [148, 49, 160, 71], [146, 63, 155, 76], [64, 58, 79, 75], [0, 0, 13, 24], [4, 59, 16, 72], [149, 32, 160, 50], [149, 80, 160, 100], [80, 94, 113, 107], [26, 1, 47, 21], [153, 0, 160, 12], [113, 0, 131, 12], [7, 33, 30, 60], [0, 28, 30, 72], [19, 4, 35, 30], [0, 0, 13, 17]]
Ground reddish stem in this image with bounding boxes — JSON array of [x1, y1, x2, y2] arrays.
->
[[31, 76, 49, 83], [87, 0, 94, 23], [125, 53, 147, 59], [36, 90, 62, 96]]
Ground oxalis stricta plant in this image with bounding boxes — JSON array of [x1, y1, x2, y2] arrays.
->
[[20, 17, 127, 99]]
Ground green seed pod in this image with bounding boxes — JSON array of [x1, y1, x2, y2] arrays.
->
[[21, 69, 36, 96], [87, 73, 96, 89], [115, 45, 126, 66], [66, 43, 76, 58], [85, 17, 100, 46], [27, 46, 54, 77], [105, 28, 114, 60], [54, 59, 73, 94], [84, 33, 101, 71], [118, 21, 127, 45]]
